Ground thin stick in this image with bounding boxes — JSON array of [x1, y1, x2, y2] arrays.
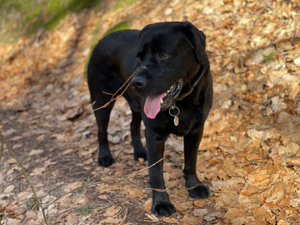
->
[[126, 158, 163, 179], [110, 67, 139, 100], [0, 132, 49, 225], [0, 140, 3, 161], [118, 208, 128, 225], [93, 82, 131, 112]]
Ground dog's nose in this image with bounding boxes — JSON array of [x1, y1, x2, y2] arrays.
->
[[131, 76, 147, 89]]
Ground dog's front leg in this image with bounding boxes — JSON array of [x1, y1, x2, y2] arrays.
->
[[147, 132, 176, 216], [183, 126, 210, 199]]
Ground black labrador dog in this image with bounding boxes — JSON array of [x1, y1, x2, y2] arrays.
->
[[87, 21, 213, 216]]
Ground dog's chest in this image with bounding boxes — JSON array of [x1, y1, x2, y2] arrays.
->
[[171, 110, 201, 136]]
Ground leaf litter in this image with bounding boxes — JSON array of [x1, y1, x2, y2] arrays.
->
[[0, 0, 300, 224]]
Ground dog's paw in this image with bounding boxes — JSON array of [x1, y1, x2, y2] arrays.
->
[[188, 184, 210, 199], [134, 149, 147, 161], [98, 155, 115, 167], [151, 201, 176, 217]]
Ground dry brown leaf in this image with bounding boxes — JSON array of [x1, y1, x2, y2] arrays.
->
[[163, 217, 178, 224], [62, 149, 74, 155], [31, 167, 46, 175], [226, 177, 245, 186], [28, 149, 44, 156], [194, 199, 206, 207], [66, 213, 77, 225], [4, 185, 14, 193], [63, 182, 83, 192], [224, 208, 243, 220], [231, 217, 246, 225], [143, 198, 152, 212], [26, 210, 37, 219], [203, 212, 222, 222], [7, 158, 17, 164], [7, 218, 21, 225], [181, 216, 199, 224], [99, 217, 122, 224], [193, 208, 208, 216], [104, 205, 122, 217]]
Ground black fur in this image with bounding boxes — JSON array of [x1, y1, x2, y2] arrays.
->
[[87, 21, 213, 216]]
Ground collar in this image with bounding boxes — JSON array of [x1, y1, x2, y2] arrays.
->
[[175, 65, 207, 101]]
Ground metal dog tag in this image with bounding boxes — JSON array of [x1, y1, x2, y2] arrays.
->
[[169, 104, 180, 126], [174, 115, 179, 126]]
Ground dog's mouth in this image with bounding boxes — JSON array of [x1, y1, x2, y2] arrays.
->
[[144, 79, 183, 119]]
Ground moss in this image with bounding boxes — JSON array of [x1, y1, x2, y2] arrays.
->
[[26, 198, 38, 210], [0, 0, 103, 42], [102, 21, 130, 37], [74, 204, 99, 215], [263, 52, 276, 63], [84, 21, 130, 81], [113, 0, 140, 11]]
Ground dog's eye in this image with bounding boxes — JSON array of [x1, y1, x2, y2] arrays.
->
[[159, 53, 168, 58], [137, 56, 141, 61]]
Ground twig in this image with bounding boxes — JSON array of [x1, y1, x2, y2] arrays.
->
[[102, 91, 114, 96], [21, 217, 28, 225], [71, 67, 139, 120], [126, 158, 163, 180], [0, 132, 49, 225], [269, 86, 288, 99], [247, 1, 272, 35], [292, 17, 300, 43], [110, 67, 139, 100], [93, 82, 131, 112], [279, 52, 300, 55], [43, 182, 99, 210], [0, 140, 3, 161], [118, 208, 128, 225], [43, 157, 202, 211]]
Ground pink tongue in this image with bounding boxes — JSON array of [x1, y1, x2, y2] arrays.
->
[[144, 93, 166, 119]]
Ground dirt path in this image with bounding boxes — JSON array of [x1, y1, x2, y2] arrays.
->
[[1, 0, 300, 224]]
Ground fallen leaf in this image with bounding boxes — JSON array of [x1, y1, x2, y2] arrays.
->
[[62, 149, 74, 155], [7, 158, 17, 164], [99, 217, 122, 224], [63, 182, 83, 192], [105, 206, 122, 217], [4, 185, 14, 193], [224, 208, 244, 220], [146, 213, 159, 222], [194, 208, 208, 216], [163, 217, 178, 223], [28, 149, 44, 156], [31, 167, 46, 175]]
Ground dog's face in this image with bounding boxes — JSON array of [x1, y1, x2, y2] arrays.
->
[[131, 22, 208, 119]]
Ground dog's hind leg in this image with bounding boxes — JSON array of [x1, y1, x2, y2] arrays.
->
[[92, 93, 115, 167], [123, 93, 147, 161], [183, 125, 210, 199]]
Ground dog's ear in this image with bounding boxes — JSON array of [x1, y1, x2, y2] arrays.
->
[[182, 21, 208, 66], [139, 24, 153, 40]]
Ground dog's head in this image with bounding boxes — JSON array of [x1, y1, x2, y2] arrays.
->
[[131, 21, 208, 119]]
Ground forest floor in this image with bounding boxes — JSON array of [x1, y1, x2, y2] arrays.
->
[[1, 0, 300, 224]]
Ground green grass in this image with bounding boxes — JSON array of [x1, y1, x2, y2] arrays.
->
[[102, 21, 130, 37], [248, 124, 261, 130], [26, 198, 38, 210], [263, 52, 276, 63], [0, 0, 103, 42], [74, 204, 99, 215], [84, 21, 130, 81], [113, 0, 139, 11]]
